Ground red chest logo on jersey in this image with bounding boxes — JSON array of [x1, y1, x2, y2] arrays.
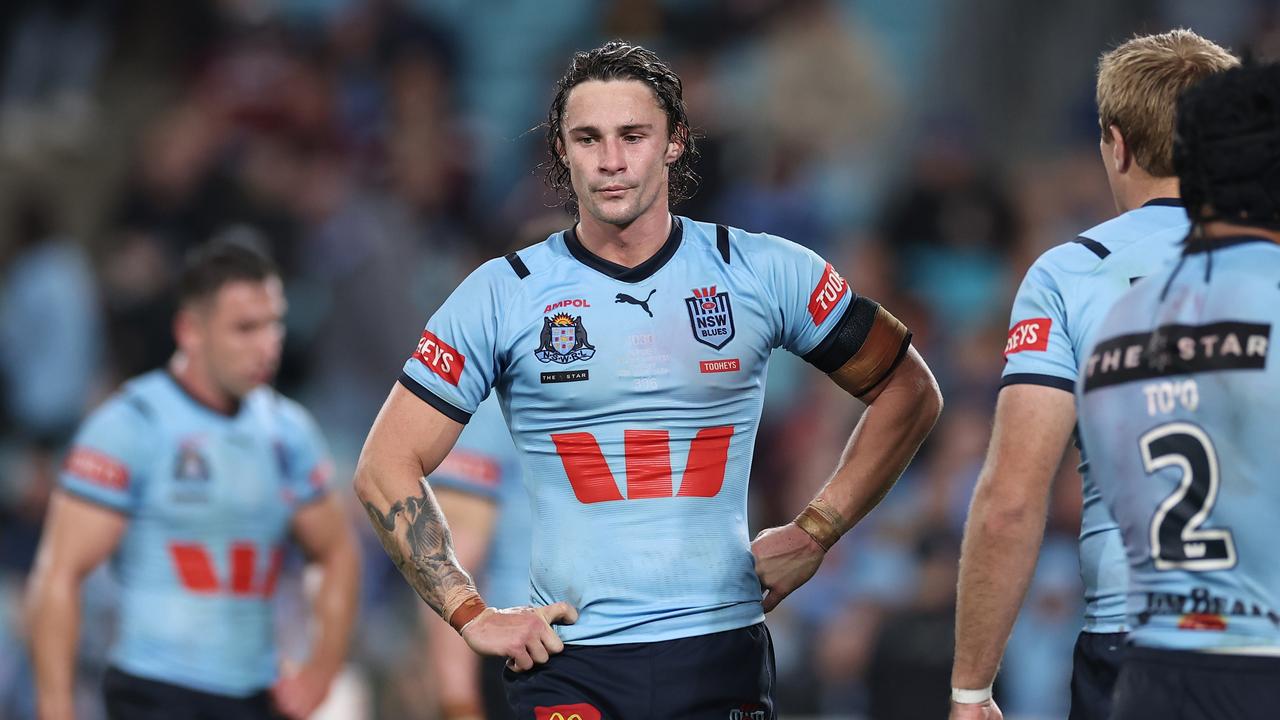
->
[[413, 329, 465, 385], [1005, 318, 1052, 355], [535, 704, 600, 720], [808, 263, 849, 325], [686, 286, 735, 349]]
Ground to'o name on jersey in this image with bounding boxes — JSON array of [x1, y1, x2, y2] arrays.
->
[[413, 329, 465, 386], [1005, 317, 1051, 355], [807, 263, 849, 325], [1083, 320, 1271, 392]]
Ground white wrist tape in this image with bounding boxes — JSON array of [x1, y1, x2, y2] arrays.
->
[[951, 686, 993, 704]]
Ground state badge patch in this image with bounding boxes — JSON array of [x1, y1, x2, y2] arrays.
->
[[685, 285, 735, 350], [535, 313, 597, 364]]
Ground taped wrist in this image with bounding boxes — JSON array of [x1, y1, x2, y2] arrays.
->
[[793, 497, 849, 551], [443, 586, 488, 634]]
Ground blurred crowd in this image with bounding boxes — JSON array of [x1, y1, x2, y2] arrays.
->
[[1, 0, 1278, 718]]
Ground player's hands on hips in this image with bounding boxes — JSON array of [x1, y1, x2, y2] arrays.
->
[[271, 659, 336, 720], [949, 698, 1003, 720], [751, 522, 825, 612], [460, 602, 579, 672]]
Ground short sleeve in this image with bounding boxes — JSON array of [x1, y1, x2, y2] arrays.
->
[[60, 397, 150, 513], [751, 233, 855, 356], [278, 402, 334, 510], [399, 259, 511, 423], [1001, 256, 1077, 392]]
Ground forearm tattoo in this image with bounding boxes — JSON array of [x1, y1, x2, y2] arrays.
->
[[362, 478, 474, 617]]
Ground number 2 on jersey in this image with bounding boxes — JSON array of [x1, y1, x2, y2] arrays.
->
[[1141, 422, 1237, 571]]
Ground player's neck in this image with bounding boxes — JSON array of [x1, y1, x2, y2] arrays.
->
[[574, 207, 673, 268], [1198, 220, 1280, 244], [1120, 175, 1180, 213], [167, 353, 240, 416]]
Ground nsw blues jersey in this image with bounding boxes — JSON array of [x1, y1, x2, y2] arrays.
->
[[400, 216, 897, 644], [429, 396, 530, 609], [1002, 199, 1188, 632], [1078, 237, 1280, 651], [60, 370, 332, 696]]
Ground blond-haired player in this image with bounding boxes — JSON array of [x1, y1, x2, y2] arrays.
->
[[950, 29, 1237, 720]]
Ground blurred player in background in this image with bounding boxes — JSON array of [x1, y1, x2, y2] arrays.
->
[[1077, 60, 1280, 720], [423, 396, 526, 720], [25, 238, 359, 720], [355, 39, 942, 718], [951, 30, 1237, 720]]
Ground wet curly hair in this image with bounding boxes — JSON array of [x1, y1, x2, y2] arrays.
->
[[543, 40, 699, 214]]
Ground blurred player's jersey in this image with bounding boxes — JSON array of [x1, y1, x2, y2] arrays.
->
[[1078, 237, 1280, 651], [401, 216, 900, 644], [429, 396, 530, 609], [1002, 199, 1188, 633], [60, 369, 331, 696]]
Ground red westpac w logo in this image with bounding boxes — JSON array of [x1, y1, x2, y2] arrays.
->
[[551, 427, 735, 503], [535, 703, 601, 720]]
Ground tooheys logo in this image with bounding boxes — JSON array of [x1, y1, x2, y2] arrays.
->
[[412, 329, 465, 386], [1005, 318, 1051, 355], [807, 263, 849, 325], [535, 704, 601, 720]]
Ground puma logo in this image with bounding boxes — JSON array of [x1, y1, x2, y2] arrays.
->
[[615, 289, 656, 317]]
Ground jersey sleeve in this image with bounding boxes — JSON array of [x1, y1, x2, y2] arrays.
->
[[279, 401, 334, 511], [59, 397, 150, 513], [752, 233, 856, 355], [1001, 255, 1077, 392], [748, 232, 911, 394], [399, 259, 512, 423]]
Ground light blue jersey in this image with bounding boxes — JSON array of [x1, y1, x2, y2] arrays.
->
[[1078, 237, 1280, 651], [400, 216, 901, 644], [429, 396, 530, 609], [1002, 199, 1188, 633], [60, 370, 331, 696]]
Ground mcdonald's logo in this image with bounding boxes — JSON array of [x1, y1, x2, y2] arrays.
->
[[535, 703, 601, 720]]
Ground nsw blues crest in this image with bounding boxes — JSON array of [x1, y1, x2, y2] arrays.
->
[[685, 285, 735, 350], [535, 313, 597, 364]]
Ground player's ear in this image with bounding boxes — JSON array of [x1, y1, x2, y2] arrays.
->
[[1106, 124, 1131, 174], [173, 304, 202, 353], [665, 123, 687, 166]]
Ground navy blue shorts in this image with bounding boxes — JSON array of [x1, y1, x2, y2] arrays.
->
[[503, 623, 776, 720], [1111, 646, 1280, 720], [1068, 630, 1126, 720], [103, 667, 283, 720]]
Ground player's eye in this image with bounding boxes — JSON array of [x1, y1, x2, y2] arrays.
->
[[577, 136, 596, 145], [623, 134, 642, 143]]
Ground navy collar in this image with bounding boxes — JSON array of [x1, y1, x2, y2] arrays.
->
[[1142, 197, 1183, 208], [1183, 234, 1279, 255], [564, 216, 683, 283], [165, 369, 241, 417]]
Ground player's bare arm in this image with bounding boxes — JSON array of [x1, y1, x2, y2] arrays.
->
[[26, 493, 128, 720], [949, 385, 1076, 718], [355, 383, 576, 671], [753, 311, 943, 612], [270, 493, 360, 720]]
